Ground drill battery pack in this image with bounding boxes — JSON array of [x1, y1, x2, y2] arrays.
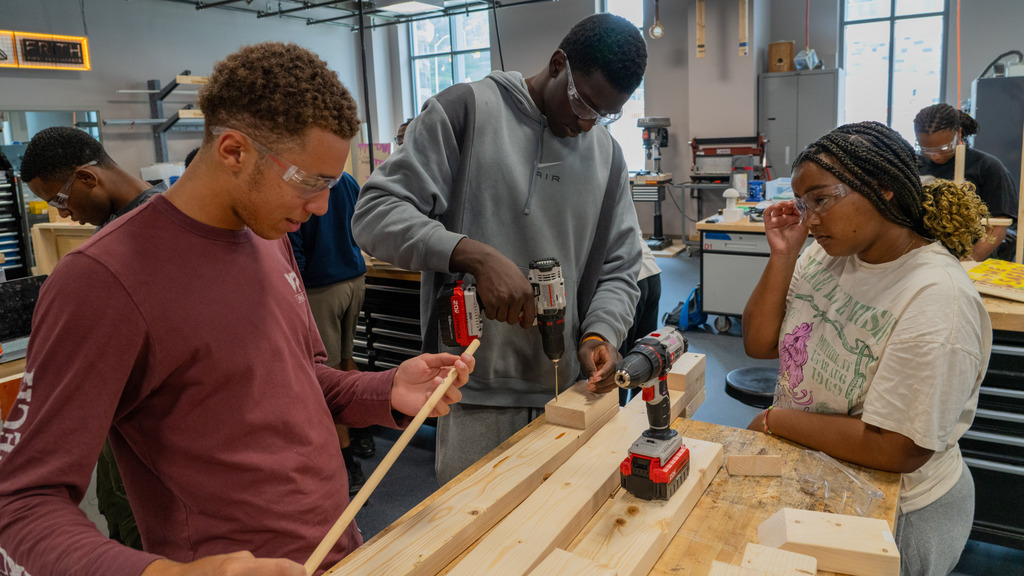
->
[[619, 444, 691, 501], [437, 281, 482, 347]]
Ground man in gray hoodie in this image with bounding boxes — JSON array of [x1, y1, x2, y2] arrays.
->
[[354, 13, 647, 484]]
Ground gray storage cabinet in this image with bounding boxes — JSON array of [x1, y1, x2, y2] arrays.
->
[[759, 69, 845, 178]]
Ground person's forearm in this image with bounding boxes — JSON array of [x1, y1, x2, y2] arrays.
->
[[742, 253, 799, 359], [449, 237, 495, 276], [971, 225, 1006, 261], [757, 408, 931, 473]]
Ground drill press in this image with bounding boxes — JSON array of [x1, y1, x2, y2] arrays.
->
[[631, 117, 672, 251]]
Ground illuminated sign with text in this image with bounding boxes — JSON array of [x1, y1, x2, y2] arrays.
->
[[0, 30, 91, 71]]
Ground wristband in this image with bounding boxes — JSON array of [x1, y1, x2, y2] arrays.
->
[[581, 334, 607, 346], [763, 405, 775, 436]]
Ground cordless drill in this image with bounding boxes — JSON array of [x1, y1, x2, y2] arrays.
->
[[437, 259, 566, 397], [615, 326, 690, 500]]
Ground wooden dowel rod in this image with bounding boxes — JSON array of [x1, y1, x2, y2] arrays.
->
[[1017, 120, 1024, 264], [303, 339, 481, 575], [954, 143, 966, 185]]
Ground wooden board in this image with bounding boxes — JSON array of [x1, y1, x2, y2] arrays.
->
[[726, 455, 783, 477], [30, 223, 96, 275], [709, 561, 766, 576], [175, 74, 208, 84], [528, 549, 617, 576], [326, 408, 617, 576], [177, 109, 204, 119], [666, 353, 705, 394], [545, 380, 619, 430], [741, 542, 816, 575], [567, 437, 724, 576], [682, 387, 705, 418], [757, 508, 899, 576], [445, 392, 686, 576]]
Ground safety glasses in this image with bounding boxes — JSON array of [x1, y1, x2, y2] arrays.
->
[[916, 133, 959, 158], [48, 160, 98, 210], [793, 184, 850, 223], [561, 51, 622, 126], [211, 126, 340, 197]]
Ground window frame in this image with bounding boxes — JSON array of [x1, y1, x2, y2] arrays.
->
[[839, 0, 949, 128], [409, 12, 491, 115]]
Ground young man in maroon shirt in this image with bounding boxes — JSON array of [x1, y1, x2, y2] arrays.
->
[[0, 42, 474, 576]]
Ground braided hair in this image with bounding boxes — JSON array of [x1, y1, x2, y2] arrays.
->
[[794, 121, 989, 259], [913, 103, 980, 141]]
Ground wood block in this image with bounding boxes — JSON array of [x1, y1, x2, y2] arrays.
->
[[326, 407, 617, 576], [177, 109, 205, 119], [666, 352, 705, 393], [741, 542, 816, 575], [682, 387, 705, 418], [545, 380, 619, 430], [567, 437, 724, 576], [757, 508, 899, 576], [528, 549, 617, 576], [445, 392, 687, 576], [709, 561, 767, 576], [175, 74, 209, 84], [726, 454, 783, 477]]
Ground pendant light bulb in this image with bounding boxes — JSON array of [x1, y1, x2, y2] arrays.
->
[[649, 0, 664, 39]]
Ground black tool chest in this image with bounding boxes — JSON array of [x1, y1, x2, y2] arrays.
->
[[961, 329, 1024, 549], [354, 276, 422, 371]]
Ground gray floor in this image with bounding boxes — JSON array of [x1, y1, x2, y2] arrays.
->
[[77, 246, 1023, 573]]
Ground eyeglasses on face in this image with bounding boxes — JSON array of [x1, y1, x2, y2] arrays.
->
[[916, 133, 960, 157], [210, 126, 340, 197], [48, 160, 99, 210], [560, 50, 623, 126], [793, 184, 850, 223]]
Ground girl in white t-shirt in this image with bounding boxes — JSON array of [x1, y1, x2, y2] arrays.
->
[[743, 121, 993, 576]]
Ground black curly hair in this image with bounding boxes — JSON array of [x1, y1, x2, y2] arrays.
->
[[20, 126, 112, 183], [198, 42, 361, 148], [913, 103, 980, 140], [794, 121, 989, 258], [558, 13, 647, 95]]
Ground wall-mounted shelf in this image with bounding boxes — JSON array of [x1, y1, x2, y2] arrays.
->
[[103, 70, 206, 162]]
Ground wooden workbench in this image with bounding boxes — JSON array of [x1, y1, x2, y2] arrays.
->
[[366, 417, 900, 575]]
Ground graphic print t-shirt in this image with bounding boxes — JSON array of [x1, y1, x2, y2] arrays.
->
[[776, 241, 990, 513]]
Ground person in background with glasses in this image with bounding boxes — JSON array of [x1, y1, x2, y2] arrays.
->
[[915, 103, 1018, 261], [21, 127, 165, 228], [19, 127, 167, 553], [0, 42, 475, 576], [354, 13, 647, 485], [744, 122, 992, 576]]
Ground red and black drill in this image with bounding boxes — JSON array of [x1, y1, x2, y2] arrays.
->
[[615, 326, 690, 500]]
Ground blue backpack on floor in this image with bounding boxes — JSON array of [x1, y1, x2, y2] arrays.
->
[[663, 285, 708, 331]]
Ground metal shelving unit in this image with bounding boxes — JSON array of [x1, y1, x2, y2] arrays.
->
[[0, 173, 32, 280], [103, 72, 206, 163]]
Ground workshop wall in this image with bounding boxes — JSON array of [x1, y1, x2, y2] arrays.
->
[[0, 0, 360, 178], [943, 0, 1024, 106]]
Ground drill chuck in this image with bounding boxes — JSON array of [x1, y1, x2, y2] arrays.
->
[[615, 327, 687, 389]]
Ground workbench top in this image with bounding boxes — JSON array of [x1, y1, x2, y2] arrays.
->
[[366, 416, 901, 576]]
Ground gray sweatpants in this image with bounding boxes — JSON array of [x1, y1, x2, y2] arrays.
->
[[895, 461, 975, 576], [435, 403, 543, 487]]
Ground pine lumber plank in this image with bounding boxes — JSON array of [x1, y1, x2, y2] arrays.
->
[[757, 508, 899, 576], [709, 560, 768, 576], [324, 406, 617, 576], [682, 386, 705, 418], [741, 542, 816, 575], [445, 392, 686, 576], [527, 549, 617, 576], [726, 455, 783, 477], [566, 437, 724, 576], [666, 352, 705, 394], [545, 380, 620, 430]]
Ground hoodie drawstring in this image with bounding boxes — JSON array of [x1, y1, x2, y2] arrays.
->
[[523, 117, 547, 215]]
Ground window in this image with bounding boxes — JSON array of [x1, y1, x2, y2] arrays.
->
[[410, 12, 491, 114], [841, 0, 946, 143], [605, 0, 646, 172]]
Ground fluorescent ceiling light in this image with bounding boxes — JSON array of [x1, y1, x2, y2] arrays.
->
[[376, 0, 444, 15]]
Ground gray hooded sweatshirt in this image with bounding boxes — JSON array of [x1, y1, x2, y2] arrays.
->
[[353, 70, 641, 408]]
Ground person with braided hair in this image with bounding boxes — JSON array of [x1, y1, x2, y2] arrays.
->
[[915, 103, 1018, 261], [743, 121, 992, 576]]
